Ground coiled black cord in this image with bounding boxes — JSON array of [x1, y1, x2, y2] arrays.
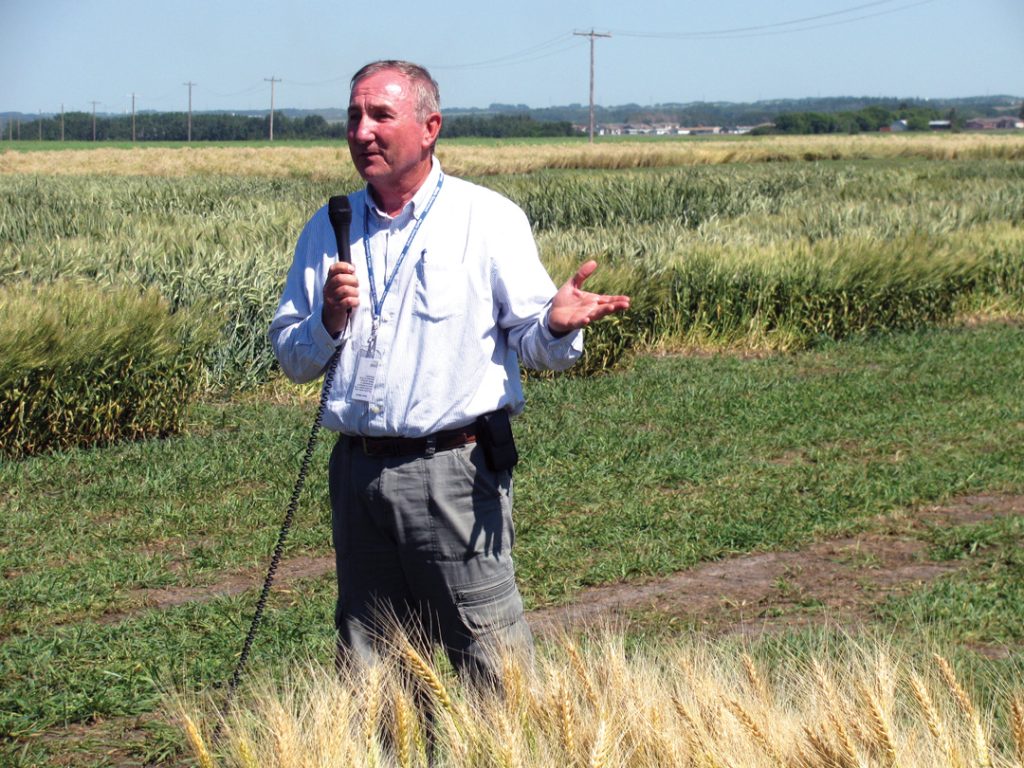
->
[[214, 348, 340, 738]]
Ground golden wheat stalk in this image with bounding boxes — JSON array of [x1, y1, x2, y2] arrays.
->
[[267, 698, 301, 768], [181, 712, 216, 768], [803, 724, 853, 768], [934, 654, 974, 719], [908, 670, 961, 768], [724, 697, 783, 765], [401, 640, 455, 715], [825, 709, 860, 768], [1010, 697, 1024, 767], [934, 654, 991, 768], [589, 716, 612, 768], [564, 639, 599, 710], [393, 689, 414, 768], [672, 696, 706, 764], [363, 664, 384, 768], [741, 652, 770, 703], [812, 658, 863, 761], [856, 677, 898, 766], [503, 652, 527, 718], [235, 735, 258, 768], [559, 673, 577, 759]]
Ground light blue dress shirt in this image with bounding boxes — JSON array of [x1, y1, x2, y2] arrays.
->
[[269, 160, 583, 437]]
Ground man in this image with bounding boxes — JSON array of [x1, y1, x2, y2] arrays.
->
[[269, 60, 629, 682]]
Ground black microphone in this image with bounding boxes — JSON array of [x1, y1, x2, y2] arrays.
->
[[327, 195, 352, 264]]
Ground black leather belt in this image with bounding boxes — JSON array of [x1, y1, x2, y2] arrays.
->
[[345, 426, 477, 458]]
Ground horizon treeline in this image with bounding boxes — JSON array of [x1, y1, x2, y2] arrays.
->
[[0, 111, 575, 142], [757, 104, 958, 134], [1, 94, 1020, 141]]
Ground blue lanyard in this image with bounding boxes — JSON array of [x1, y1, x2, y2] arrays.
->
[[362, 172, 444, 322]]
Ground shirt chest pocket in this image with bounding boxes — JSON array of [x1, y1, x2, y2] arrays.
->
[[412, 258, 465, 322]]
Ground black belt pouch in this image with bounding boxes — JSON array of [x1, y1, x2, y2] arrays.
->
[[476, 410, 519, 471]]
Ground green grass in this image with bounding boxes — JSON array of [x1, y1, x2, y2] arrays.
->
[[3, 323, 1023, 762]]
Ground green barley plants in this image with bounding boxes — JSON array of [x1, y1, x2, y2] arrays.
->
[[0, 278, 214, 457]]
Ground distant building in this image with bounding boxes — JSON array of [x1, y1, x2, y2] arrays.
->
[[928, 120, 952, 130], [680, 126, 722, 136], [965, 117, 1023, 130]]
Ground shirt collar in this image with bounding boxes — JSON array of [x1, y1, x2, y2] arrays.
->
[[365, 157, 442, 223]]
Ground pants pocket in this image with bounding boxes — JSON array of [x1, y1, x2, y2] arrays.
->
[[453, 565, 525, 636]]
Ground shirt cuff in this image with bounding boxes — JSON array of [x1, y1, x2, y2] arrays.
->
[[312, 307, 348, 352], [541, 306, 583, 348]]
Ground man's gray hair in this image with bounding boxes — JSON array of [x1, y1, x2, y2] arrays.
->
[[351, 60, 441, 121]]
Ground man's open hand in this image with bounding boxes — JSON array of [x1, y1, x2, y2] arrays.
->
[[547, 260, 630, 336]]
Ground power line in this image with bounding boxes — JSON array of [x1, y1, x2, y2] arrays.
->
[[203, 82, 265, 99], [611, 0, 936, 40], [428, 33, 582, 70]]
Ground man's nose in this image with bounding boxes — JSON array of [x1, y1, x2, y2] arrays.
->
[[350, 116, 374, 142]]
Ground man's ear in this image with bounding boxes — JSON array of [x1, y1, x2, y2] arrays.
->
[[423, 112, 442, 149]]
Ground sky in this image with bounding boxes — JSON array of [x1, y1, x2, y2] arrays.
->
[[1, 0, 1022, 116]]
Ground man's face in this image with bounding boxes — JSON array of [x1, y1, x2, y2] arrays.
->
[[347, 70, 437, 193]]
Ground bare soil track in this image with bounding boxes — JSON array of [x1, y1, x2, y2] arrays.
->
[[530, 493, 1022, 647], [114, 493, 1023, 639]]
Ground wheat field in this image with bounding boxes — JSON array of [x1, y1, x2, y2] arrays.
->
[[2, 132, 1022, 179]]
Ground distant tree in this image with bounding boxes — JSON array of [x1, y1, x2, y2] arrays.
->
[[440, 114, 574, 139]]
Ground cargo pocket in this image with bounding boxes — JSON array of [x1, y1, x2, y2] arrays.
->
[[453, 565, 525, 637]]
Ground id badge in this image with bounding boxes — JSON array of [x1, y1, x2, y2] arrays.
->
[[351, 351, 380, 402]]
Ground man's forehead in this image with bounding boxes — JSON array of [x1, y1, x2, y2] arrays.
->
[[349, 72, 411, 105]]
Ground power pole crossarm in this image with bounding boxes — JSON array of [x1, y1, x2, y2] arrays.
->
[[573, 29, 611, 143]]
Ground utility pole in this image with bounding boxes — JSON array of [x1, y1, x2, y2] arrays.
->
[[90, 101, 100, 141], [264, 76, 280, 141], [573, 29, 611, 143], [184, 81, 196, 141], [131, 93, 137, 142]]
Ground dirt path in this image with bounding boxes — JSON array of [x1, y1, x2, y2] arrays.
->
[[118, 492, 1022, 641], [529, 493, 1020, 645]]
